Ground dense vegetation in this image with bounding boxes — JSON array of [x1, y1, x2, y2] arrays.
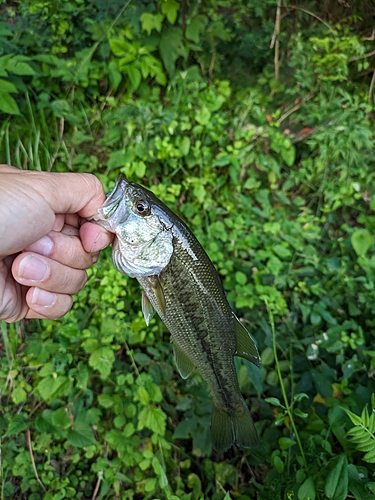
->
[[1, 1, 375, 498]]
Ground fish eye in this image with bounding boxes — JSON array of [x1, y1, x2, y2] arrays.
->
[[134, 200, 150, 216]]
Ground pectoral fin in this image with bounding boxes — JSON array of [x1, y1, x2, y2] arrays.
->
[[234, 314, 261, 368], [173, 343, 195, 379], [150, 276, 166, 316], [142, 291, 155, 326]]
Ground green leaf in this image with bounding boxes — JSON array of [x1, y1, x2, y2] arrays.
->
[[140, 13, 164, 35], [138, 406, 167, 435], [0, 91, 20, 115], [195, 106, 211, 125], [159, 27, 185, 75], [364, 448, 375, 463], [4, 414, 29, 437], [264, 397, 285, 408], [89, 347, 115, 379], [98, 394, 114, 408], [342, 407, 362, 426], [186, 15, 208, 44], [0, 79, 17, 93], [52, 408, 72, 430], [134, 161, 146, 178], [325, 454, 348, 500], [37, 375, 70, 401], [298, 477, 316, 500], [267, 255, 283, 275], [279, 437, 296, 449], [11, 386, 27, 404], [67, 419, 96, 447], [6, 56, 35, 75], [35, 410, 59, 434], [126, 64, 141, 90], [274, 455, 284, 474], [160, 0, 179, 25], [351, 229, 372, 257], [235, 271, 247, 285]]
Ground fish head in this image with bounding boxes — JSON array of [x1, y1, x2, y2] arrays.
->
[[93, 174, 174, 277]]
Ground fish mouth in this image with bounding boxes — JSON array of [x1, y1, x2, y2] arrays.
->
[[99, 174, 129, 219], [89, 174, 130, 230]]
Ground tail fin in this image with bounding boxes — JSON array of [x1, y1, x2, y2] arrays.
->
[[211, 398, 259, 453]]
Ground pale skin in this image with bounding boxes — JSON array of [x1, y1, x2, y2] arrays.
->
[[0, 165, 114, 322]]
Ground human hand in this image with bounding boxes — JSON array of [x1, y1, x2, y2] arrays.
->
[[0, 165, 114, 322]]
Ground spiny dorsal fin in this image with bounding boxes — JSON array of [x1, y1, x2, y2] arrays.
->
[[233, 314, 261, 368], [173, 342, 195, 379], [142, 290, 155, 326]]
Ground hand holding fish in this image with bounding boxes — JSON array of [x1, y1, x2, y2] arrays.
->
[[0, 165, 114, 322]]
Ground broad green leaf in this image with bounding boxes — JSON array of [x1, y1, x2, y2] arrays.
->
[[159, 27, 185, 75], [298, 477, 316, 500], [186, 15, 208, 44], [126, 64, 141, 90], [4, 414, 29, 437], [0, 79, 17, 93], [67, 419, 96, 447], [274, 455, 284, 474], [279, 437, 296, 449], [235, 271, 247, 285], [195, 106, 211, 125], [135, 386, 150, 405], [98, 394, 114, 408], [6, 56, 35, 75], [0, 91, 20, 115], [11, 386, 26, 404], [138, 406, 167, 435], [325, 454, 348, 500], [35, 410, 59, 434], [261, 347, 274, 366], [160, 0, 179, 25], [89, 347, 115, 379], [52, 408, 72, 430], [351, 229, 372, 257], [267, 255, 283, 275], [37, 375, 70, 401], [134, 161, 146, 178], [140, 13, 163, 35]]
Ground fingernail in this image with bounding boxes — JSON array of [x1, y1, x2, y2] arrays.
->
[[91, 231, 111, 253], [18, 255, 49, 281], [25, 235, 53, 256], [31, 288, 57, 307]]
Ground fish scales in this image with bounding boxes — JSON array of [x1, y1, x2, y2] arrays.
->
[[92, 174, 261, 452], [139, 237, 240, 413]]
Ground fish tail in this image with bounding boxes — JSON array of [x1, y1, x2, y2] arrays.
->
[[211, 398, 259, 453]]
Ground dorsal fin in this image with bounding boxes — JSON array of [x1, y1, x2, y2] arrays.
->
[[233, 314, 261, 368]]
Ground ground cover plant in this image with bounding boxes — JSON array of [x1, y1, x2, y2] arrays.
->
[[1, 0, 375, 498]]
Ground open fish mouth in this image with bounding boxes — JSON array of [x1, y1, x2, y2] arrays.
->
[[97, 174, 129, 220]]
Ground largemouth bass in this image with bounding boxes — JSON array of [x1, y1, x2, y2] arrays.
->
[[93, 174, 261, 452]]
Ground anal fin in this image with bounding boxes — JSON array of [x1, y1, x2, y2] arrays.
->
[[233, 314, 261, 368], [173, 343, 195, 379]]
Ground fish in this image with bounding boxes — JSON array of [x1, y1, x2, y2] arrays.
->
[[92, 174, 261, 453]]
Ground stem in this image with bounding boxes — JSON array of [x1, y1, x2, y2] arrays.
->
[[266, 301, 308, 470]]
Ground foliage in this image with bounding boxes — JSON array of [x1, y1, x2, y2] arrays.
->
[[1, 1, 375, 499]]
